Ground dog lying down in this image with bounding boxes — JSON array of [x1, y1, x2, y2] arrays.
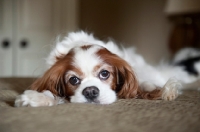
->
[[15, 31, 200, 107]]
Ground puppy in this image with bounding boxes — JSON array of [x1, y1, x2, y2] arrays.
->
[[15, 31, 200, 107]]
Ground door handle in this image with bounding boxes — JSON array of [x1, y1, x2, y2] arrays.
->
[[1, 39, 10, 48], [20, 39, 28, 48]]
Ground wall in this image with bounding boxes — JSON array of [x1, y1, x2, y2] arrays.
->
[[79, 0, 172, 64]]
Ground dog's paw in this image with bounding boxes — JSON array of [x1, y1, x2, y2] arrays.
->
[[162, 77, 182, 101], [15, 90, 59, 107]]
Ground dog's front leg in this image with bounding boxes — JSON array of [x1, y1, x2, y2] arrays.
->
[[15, 90, 66, 107], [138, 78, 181, 100], [161, 77, 181, 101]]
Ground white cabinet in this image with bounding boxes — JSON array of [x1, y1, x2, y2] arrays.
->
[[0, 0, 79, 77], [0, 0, 13, 76]]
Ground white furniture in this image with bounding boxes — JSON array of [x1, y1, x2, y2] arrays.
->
[[0, 0, 78, 77]]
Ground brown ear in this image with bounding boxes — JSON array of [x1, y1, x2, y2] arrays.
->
[[30, 64, 67, 97], [96, 48, 139, 99], [30, 50, 74, 98], [114, 62, 138, 99]]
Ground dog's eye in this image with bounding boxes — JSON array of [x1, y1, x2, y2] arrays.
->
[[99, 70, 110, 80], [69, 76, 81, 85]]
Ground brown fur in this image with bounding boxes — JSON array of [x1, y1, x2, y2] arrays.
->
[[96, 48, 163, 100], [96, 48, 139, 99], [81, 45, 93, 50], [137, 88, 162, 100], [30, 50, 76, 100], [31, 45, 164, 102]]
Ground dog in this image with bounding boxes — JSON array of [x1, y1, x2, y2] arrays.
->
[[15, 31, 200, 107]]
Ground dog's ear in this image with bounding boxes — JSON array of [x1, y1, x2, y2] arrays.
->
[[30, 51, 74, 99], [30, 64, 67, 98], [114, 61, 138, 99], [96, 48, 139, 99]]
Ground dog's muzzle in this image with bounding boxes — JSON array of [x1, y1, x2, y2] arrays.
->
[[82, 86, 99, 103]]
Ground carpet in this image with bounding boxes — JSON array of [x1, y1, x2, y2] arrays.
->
[[0, 78, 200, 132]]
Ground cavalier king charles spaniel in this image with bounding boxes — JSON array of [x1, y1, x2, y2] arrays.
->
[[15, 31, 200, 107]]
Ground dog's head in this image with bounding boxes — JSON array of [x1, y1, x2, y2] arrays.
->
[[31, 45, 138, 104]]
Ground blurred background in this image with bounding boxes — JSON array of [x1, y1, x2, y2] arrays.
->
[[0, 0, 200, 77]]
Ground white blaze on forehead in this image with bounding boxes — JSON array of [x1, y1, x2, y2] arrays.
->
[[69, 45, 117, 104], [72, 45, 103, 76]]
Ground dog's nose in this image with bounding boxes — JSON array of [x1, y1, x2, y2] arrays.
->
[[82, 86, 99, 100]]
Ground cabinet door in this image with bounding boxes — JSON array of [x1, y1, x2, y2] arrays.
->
[[0, 0, 13, 77], [14, 0, 78, 77]]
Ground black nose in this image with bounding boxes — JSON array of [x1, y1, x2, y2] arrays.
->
[[82, 86, 99, 100]]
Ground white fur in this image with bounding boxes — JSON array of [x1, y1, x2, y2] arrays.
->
[[172, 48, 200, 63], [70, 79, 117, 104], [73, 45, 102, 72], [70, 46, 117, 104], [15, 31, 200, 107], [48, 31, 198, 85], [15, 90, 65, 107], [161, 77, 181, 101]]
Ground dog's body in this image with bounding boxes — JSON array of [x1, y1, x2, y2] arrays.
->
[[15, 31, 200, 107]]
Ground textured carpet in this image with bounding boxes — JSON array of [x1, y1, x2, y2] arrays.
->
[[0, 78, 200, 132]]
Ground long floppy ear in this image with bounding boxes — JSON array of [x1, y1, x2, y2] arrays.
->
[[30, 63, 67, 98], [96, 48, 139, 99], [30, 51, 74, 99], [114, 61, 139, 99]]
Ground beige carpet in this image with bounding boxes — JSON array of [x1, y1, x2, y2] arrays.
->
[[0, 78, 200, 132]]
